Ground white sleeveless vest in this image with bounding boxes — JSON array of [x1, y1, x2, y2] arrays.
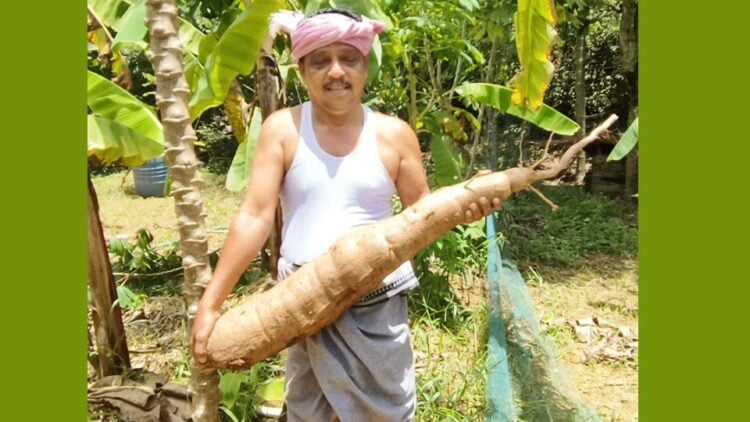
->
[[279, 102, 417, 305]]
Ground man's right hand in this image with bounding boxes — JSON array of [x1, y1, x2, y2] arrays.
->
[[191, 307, 221, 365]]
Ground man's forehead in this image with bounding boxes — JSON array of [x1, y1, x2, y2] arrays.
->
[[307, 42, 362, 56]]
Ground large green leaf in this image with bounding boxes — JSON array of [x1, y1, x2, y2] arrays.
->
[[430, 110, 468, 143], [179, 17, 205, 56], [87, 0, 131, 30], [255, 376, 285, 405], [511, 0, 557, 110], [430, 133, 463, 187], [457, 0, 480, 12], [111, 0, 147, 53], [184, 50, 205, 94], [87, 2, 132, 77], [189, 0, 284, 120], [225, 110, 263, 191], [87, 115, 164, 166], [367, 35, 382, 84], [219, 372, 249, 409], [608, 118, 638, 161], [304, 0, 329, 15], [111, 0, 203, 56], [198, 33, 219, 64], [331, 0, 394, 29], [301, 0, 393, 28], [87, 70, 163, 144], [455, 83, 579, 136]]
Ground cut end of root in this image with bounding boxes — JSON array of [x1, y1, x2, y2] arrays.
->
[[528, 185, 558, 212]]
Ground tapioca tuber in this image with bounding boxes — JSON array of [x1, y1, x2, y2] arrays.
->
[[204, 115, 619, 370]]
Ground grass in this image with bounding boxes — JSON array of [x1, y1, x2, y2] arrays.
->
[[91, 169, 245, 254], [411, 305, 489, 421], [89, 170, 638, 421], [499, 185, 638, 265]]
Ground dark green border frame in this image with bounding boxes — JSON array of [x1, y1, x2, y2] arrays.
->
[[1, 2, 87, 420], [3, 1, 746, 420], [641, 2, 750, 420]]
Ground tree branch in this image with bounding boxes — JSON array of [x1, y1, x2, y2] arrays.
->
[[533, 115, 619, 181]]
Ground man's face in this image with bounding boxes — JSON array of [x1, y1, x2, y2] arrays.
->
[[299, 42, 368, 114]]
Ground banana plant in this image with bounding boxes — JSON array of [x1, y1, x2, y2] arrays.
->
[[87, 68, 168, 381], [90, 0, 283, 190], [607, 117, 638, 161], [422, 82, 578, 189], [225, 107, 264, 191], [87, 1, 133, 90], [189, 0, 284, 120], [510, 0, 558, 110], [303, 0, 392, 27], [87, 70, 165, 165], [455, 83, 579, 136]]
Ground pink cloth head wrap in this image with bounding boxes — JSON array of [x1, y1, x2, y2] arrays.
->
[[270, 11, 385, 63]]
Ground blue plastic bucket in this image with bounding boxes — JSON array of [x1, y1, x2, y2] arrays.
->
[[133, 157, 169, 197]]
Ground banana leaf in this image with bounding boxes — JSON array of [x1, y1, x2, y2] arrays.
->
[[87, 115, 164, 166], [189, 0, 284, 120], [87, 70, 163, 144], [455, 82, 579, 136], [510, 0, 557, 110], [608, 118, 638, 161], [225, 110, 263, 191]]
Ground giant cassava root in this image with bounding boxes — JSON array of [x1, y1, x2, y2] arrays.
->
[[205, 114, 619, 370]]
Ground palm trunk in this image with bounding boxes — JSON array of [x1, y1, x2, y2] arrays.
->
[[87, 176, 130, 377], [144, 1, 220, 420]]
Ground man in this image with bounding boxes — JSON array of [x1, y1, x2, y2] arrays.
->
[[192, 8, 500, 421]]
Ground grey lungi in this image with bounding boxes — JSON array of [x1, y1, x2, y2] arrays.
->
[[278, 258, 417, 422]]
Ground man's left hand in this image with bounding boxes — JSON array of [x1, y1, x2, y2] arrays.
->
[[463, 196, 502, 224]]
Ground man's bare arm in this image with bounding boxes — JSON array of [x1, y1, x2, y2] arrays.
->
[[388, 117, 499, 221], [192, 110, 290, 363], [384, 118, 430, 208]]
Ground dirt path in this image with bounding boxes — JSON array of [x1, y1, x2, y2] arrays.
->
[[525, 255, 638, 421]]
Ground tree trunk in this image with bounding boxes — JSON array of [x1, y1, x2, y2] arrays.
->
[[144, 1, 220, 421], [574, 25, 588, 185], [87, 176, 130, 377], [620, 0, 638, 197], [256, 47, 283, 280]]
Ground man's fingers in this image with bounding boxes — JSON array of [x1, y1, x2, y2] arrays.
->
[[478, 197, 491, 215], [193, 337, 208, 364], [192, 326, 212, 364], [468, 202, 479, 219], [191, 309, 220, 365], [464, 198, 504, 223], [468, 203, 480, 222]]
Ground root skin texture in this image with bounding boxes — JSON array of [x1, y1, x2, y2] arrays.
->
[[205, 115, 618, 370]]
